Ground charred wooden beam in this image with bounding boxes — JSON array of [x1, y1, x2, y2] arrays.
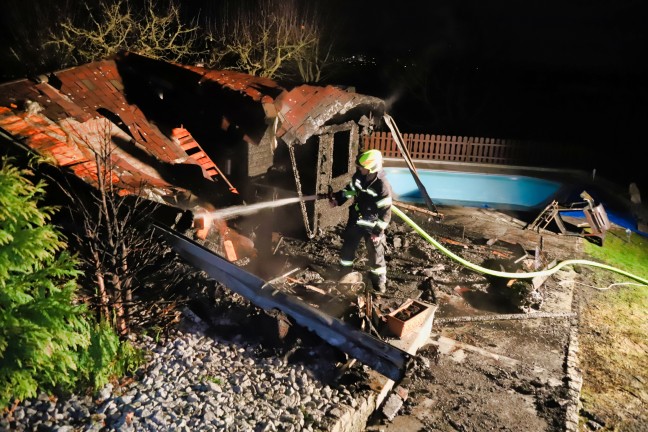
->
[[154, 223, 412, 382]]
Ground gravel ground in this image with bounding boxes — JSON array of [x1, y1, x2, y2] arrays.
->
[[0, 312, 368, 432]]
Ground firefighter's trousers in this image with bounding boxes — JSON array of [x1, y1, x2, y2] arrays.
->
[[339, 224, 387, 290]]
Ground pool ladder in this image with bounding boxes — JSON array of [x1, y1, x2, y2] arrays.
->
[[527, 200, 562, 232]]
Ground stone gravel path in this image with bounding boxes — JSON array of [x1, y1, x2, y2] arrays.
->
[[0, 316, 365, 432]]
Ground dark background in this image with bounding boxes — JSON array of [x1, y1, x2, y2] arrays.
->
[[0, 0, 646, 193], [322, 0, 647, 193]]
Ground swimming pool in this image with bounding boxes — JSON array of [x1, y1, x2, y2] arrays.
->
[[384, 167, 563, 211], [383, 164, 646, 236]]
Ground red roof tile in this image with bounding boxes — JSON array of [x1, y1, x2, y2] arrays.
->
[[0, 58, 230, 206], [275, 85, 384, 145]]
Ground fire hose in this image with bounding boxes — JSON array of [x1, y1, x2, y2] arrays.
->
[[391, 204, 648, 286]]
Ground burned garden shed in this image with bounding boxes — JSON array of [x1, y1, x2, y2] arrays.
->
[[0, 51, 386, 260]]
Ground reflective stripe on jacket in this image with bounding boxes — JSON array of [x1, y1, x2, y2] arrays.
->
[[334, 169, 393, 232]]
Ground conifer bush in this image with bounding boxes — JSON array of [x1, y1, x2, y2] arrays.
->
[[0, 159, 140, 409]]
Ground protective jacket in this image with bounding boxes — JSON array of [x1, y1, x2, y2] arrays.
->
[[333, 169, 393, 234]]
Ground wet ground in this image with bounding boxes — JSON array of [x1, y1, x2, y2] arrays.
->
[[243, 203, 585, 431]]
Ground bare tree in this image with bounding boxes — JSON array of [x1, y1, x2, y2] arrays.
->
[[205, 0, 332, 81], [292, 33, 334, 83], [0, 0, 76, 79], [55, 119, 190, 335], [46, 0, 203, 66]]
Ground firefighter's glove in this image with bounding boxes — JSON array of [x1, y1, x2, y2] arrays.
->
[[370, 232, 384, 246], [315, 192, 337, 208]]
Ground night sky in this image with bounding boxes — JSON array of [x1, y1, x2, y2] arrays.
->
[[342, 1, 645, 72], [329, 0, 646, 75], [324, 0, 647, 190]]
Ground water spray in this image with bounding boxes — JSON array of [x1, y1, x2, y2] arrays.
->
[[197, 195, 318, 221]]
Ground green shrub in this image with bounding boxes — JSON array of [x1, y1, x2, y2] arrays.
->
[[78, 320, 144, 390], [0, 159, 142, 409]]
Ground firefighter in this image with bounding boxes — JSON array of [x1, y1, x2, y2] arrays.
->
[[329, 149, 393, 293]]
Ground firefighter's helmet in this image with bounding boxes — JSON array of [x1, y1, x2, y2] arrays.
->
[[356, 150, 383, 174]]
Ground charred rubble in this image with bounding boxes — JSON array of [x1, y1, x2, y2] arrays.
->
[[0, 50, 559, 388]]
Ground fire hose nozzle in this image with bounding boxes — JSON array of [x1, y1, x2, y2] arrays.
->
[[316, 185, 334, 201]]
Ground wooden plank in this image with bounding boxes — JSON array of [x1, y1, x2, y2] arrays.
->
[[412, 134, 420, 160], [412, 134, 418, 159], [418, 134, 426, 159], [457, 136, 464, 162], [431, 135, 437, 160], [393, 201, 443, 218], [423, 134, 432, 160]]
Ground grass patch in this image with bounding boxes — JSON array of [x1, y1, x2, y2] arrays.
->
[[584, 228, 648, 282], [205, 375, 224, 386], [578, 227, 648, 430]]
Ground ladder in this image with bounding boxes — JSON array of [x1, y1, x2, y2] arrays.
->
[[526, 200, 566, 233], [172, 127, 238, 194]]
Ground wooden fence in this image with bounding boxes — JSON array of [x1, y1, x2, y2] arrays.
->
[[363, 132, 583, 167]]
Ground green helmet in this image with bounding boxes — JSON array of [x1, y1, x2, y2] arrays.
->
[[356, 149, 383, 173]]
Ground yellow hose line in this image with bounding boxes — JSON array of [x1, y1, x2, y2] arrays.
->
[[391, 205, 648, 286]]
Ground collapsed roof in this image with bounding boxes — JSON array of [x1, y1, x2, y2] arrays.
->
[[0, 51, 385, 214]]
